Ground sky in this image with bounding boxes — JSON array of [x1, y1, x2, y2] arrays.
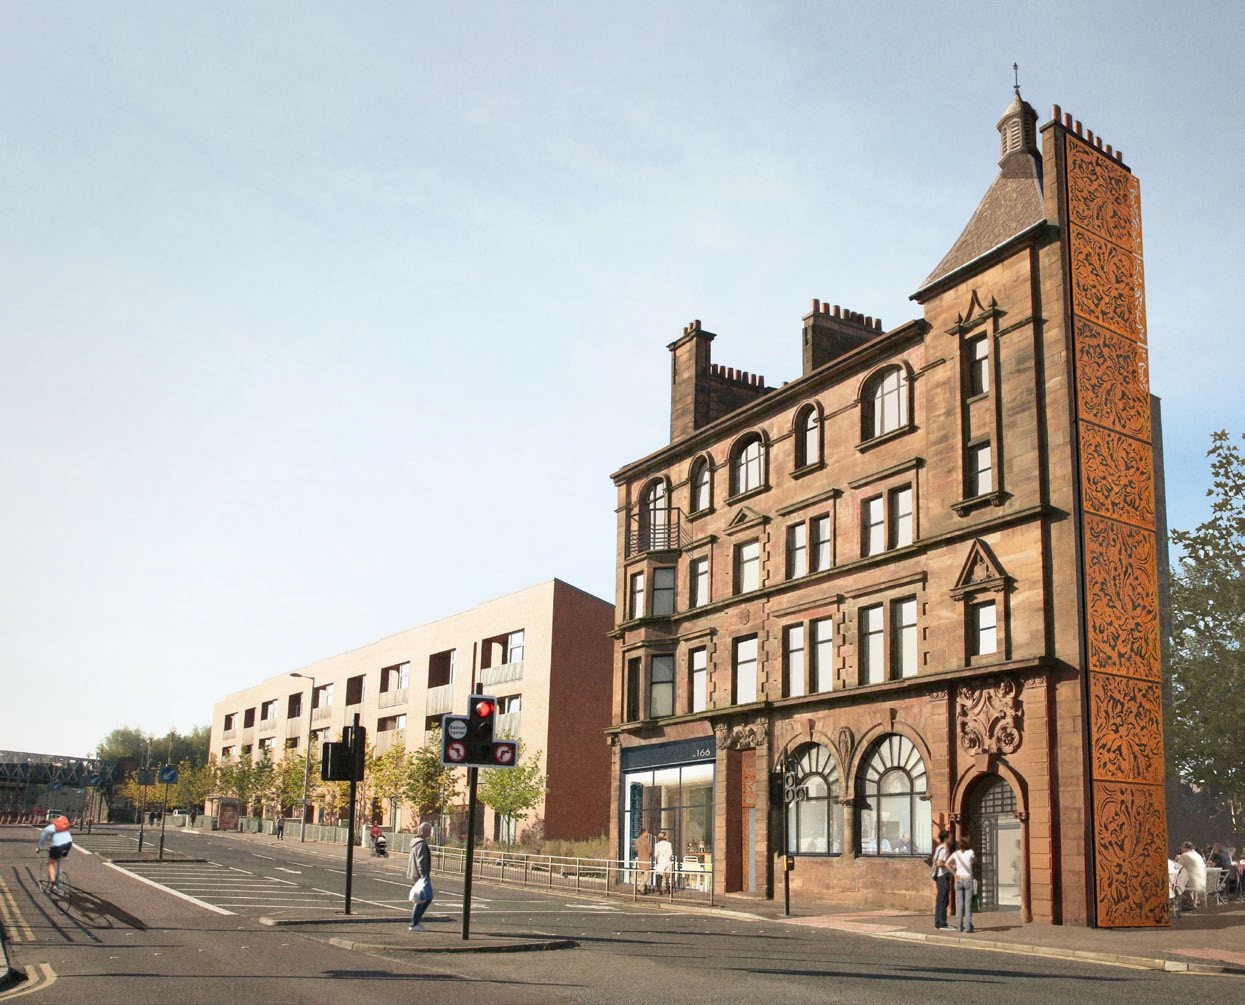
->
[[2, 2, 1242, 758]]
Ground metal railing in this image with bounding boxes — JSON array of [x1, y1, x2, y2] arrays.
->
[[311, 706, 332, 722], [259, 717, 277, 733], [222, 728, 237, 739], [627, 507, 690, 557], [378, 688, 409, 709], [425, 846, 714, 905], [495, 712, 520, 738], [425, 683, 453, 716], [285, 718, 303, 738], [481, 661, 523, 687], [374, 729, 406, 754]]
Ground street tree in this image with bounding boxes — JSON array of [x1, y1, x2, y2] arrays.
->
[[369, 742, 413, 831], [1166, 430, 1245, 833], [217, 752, 260, 815], [404, 726, 459, 821], [276, 753, 310, 816], [477, 741, 547, 846]]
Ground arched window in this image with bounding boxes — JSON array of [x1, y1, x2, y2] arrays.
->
[[689, 457, 712, 513], [795, 405, 821, 469], [731, 434, 765, 496], [784, 743, 843, 855], [641, 479, 670, 550], [857, 733, 930, 856], [863, 367, 909, 440]]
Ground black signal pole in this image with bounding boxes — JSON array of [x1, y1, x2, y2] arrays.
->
[[461, 685, 483, 941], [344, 712, 361, 915]]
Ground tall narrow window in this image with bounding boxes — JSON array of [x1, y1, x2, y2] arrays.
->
[[784, 624, 806, 698], [812, 617, 834, 692], [735, 540, 760, 594], [810, 515, 832, 572], [629, 571, 646, 619], [650, 655, 675, 718], [796, 406, 820, 468], [967, 336, 990, 396], [971, 600, 998, 656], [691, 459, 712, 513], [968, 442, 993, 496], [892, 597, 918, 679], [889, 486, 913, 548], [690, 648, 708, 713], [732, 435, 764, 495], [689, 557, 710, 608], [860, 605, 884, 685], [787, 523, 807, 579], [652, 567, 676, 617], [642, 479, 670, 551], [862, 496, 884, 557], [504, 631, 524, 663], [626, 657, 641, 721], [864, 367, 908, 439], [734, 636, 758, 704]]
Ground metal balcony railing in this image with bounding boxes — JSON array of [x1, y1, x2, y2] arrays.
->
[[626, 506, 689, 557], [222, 728, 237, 739], [374, 729, 406, 754], [259, 717, 277, 733], [481, 661, 523, 687], [378, 687, 408, 709], [285, 718, 303, 739], [495, 711, 521, 739], [311, 705, 332, 722], [426, 683, 453, 717]]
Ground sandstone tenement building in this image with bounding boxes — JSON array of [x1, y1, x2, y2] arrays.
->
[[607, 90, 1167, 927]]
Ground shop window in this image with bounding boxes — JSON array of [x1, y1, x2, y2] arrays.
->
[[733, 635, 758, 704], [651, 567, 676, 617], [857, 733, 930, 856], [622, 762, 714, 862], [783, 743, 844, 855]]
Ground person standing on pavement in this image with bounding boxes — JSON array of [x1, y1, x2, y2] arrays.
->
[[633, 826, 653, 894], [949, 837, 976, 933], [275, 815, 284, 840], [932, 831, 952, 929], [406, 820, 434, 932], [653, 830, 674, 895]]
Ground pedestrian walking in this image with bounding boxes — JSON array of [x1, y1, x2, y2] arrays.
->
[[275, 815, 285, 840], [406, 821, 434, 932], [633, 826, 654, 894], [653, 830, 674, 895], [932, 830, 952, 929], [949, 837, 976, 933]]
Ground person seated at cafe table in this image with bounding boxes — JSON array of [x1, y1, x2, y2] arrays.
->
[[1209, 843, 1232, 870], [1176, 841, 1207, 908]]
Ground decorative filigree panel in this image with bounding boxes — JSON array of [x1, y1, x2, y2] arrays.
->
[[1065, 140, 1144, 255], [1090, 676, 1165, 785], [1074, 318, 1151, 440], [1080, 424, 1155, 528], [1083, 516, 1161, 681], [957, 677, 1023, 755], [1093, 782, 1170, 927], [1069, 223, 1147, 344]]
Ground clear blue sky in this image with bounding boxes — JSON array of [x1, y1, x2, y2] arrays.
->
[[2, 2, 1241, 757]]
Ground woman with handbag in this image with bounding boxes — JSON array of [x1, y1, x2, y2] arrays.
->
[[949, 837, 976, 933], [406, 821, 434, 932]]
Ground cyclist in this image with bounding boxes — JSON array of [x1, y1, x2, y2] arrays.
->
[[37, 813, 73, 889]]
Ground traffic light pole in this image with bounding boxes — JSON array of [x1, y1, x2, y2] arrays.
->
[[344, 712, 360, 915], [462, 764, 479, 941]]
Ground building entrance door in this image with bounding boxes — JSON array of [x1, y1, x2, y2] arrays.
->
[[968, 776, 1021, 912]]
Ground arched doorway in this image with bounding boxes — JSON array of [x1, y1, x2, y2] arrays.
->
[[967, 776, 1021, 912]]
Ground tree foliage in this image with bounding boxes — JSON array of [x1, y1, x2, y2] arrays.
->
[[476, 741, 547, 846], [368, 742, 413, 830], [404, 726, 459, 819], [96, 725, 211, 767], [1166, 430, 1245, 833]]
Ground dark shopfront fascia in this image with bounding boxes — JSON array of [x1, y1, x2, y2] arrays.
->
[[621, 737, 716, 872]]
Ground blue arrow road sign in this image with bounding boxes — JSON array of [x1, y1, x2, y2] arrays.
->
[[158, 765, 179, 785]]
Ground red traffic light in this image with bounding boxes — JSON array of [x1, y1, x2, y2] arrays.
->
[[473, 699, 495, 719]]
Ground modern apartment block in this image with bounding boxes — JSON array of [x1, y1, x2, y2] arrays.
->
[[608, 91, 1168, 927], [210, 579, 614, 842]]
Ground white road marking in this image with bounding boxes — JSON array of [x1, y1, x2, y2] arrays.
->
[[103, 861, 234, 915], [251, 853, 277, 861], [228, 866, 253, 875], [275, 867, 301, 874]]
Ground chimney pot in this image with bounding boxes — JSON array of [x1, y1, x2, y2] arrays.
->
[[1052, 103, 1062, 120], [1087, 128, 1095, 144], [1074, 120, 1082, 136], [1063, 112, 1073, 128], [812, 298, 820, 314], [833, 305, 841, 317]]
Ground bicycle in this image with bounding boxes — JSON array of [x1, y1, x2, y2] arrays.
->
[[37, 850, 75, 913]]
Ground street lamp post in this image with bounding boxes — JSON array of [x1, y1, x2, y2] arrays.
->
[[290, 672, 316, 842]]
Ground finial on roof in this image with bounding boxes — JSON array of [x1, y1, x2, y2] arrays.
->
[[1013, 62, 1020, 98]]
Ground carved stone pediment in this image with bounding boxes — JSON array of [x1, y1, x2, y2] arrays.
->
[[951, 539, 1010, 600], [957, 675, 1023, 755]]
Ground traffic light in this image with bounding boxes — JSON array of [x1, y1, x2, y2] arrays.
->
[[466, 694, 497, 762]]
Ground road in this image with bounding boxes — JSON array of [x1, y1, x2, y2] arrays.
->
[[2, 825, 1242, 1004]]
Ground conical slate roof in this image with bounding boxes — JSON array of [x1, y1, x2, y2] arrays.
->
[[917, 91, 1045, 295]]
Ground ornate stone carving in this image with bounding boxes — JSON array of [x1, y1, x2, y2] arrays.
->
[[1080, 424, 1155, 528], [957, 676, 1023, 756], [1090, 676, 1165, 785], [1093, 781, 1170, 927], [951, 540, 1009, 601], [836, 726, 854, 766], [1084, 515, 1161, 681], [714, 718, 768, 750]]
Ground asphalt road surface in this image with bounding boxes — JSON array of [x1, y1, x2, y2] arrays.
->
[[2, 826, 1242, 1004]]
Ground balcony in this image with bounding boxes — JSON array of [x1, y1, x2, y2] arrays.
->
[[626, 506, 689, 558], [285, 718, 303, 739], [378, 688, 409, 710], [259, 717, 277, 733], [222, 728, 237, 739], [374, 729, 406, 754], [426, 683, 453, 717], [495, 711, 521, 739], [312, 705, 332, 722], [481, 661, 523, 687]]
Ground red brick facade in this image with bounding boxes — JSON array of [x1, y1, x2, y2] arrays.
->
[[606, 94, 1167, 927]]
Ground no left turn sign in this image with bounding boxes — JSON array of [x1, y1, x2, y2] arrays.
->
[[446, 741, 466, 763]]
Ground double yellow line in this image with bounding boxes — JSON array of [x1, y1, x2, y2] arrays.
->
[[0, 878, 32, 944]]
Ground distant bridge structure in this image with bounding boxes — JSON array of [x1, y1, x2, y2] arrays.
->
[[0, 750, 119, 788]]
